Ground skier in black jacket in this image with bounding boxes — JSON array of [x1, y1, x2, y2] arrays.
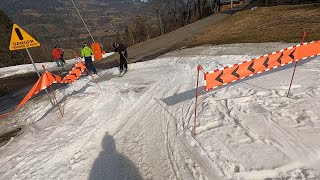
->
[[113, 42, 128, 75]]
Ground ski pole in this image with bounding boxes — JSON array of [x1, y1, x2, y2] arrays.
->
[[121, 52, 129, 63]]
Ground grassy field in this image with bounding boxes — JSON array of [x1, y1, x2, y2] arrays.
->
[[177, 4, 320, 48]]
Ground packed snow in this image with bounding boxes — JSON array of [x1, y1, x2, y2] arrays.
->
[[1, 43, 320, 179]]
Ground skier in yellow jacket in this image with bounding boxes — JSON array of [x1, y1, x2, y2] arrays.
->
[[81, 43, 97, 74]]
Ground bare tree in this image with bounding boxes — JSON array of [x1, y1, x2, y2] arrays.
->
[[152, 0, 166, 34], [184, 0, 197, 24], [124, 25, 135, 45], [210, 0, 220, 13]]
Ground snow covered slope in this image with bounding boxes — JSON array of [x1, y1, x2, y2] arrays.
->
[[1, 43, 320, 179]]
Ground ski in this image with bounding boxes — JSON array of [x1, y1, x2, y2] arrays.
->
[[118, 70, 128, 77]]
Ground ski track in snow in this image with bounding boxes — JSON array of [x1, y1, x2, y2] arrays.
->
[[1, 44, 320, 179]]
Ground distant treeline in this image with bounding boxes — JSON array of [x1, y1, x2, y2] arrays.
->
[[1, 0, 319, 68], [119, 0, 320, 46], [120, 0, 222, 46]]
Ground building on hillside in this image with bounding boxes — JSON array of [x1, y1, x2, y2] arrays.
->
[[219, 0, 245, 11]]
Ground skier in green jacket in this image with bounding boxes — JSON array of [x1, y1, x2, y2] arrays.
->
[[81, 43, 97, 74]]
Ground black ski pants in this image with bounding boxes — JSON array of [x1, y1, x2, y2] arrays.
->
[[84, 56, 97, 74], [119, 52, 128, 71]]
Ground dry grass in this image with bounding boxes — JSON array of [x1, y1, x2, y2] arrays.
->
[[178, 4, 320, 48]]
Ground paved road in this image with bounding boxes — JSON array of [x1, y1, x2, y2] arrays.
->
[[96, 12, 231, 68]]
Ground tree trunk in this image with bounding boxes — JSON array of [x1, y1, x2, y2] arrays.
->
[[197, 0, 202, 19]]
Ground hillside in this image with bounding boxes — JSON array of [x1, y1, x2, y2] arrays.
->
[[2, 2, 320, 179], [0, 0, 149, 53], [0, 5, 241, 96], [177, 3, 320, 48]]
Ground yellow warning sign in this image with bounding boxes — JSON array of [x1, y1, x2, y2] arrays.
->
[[9, 24, 40, 51]]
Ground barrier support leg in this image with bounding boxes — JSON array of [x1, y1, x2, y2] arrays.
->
[[51, 86, 64, 118], [193, 65, 201, 136], [287, 32, 306, 97], [85, 68, 102, 91]]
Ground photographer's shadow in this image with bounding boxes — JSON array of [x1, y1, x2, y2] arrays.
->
[[89, 133, 143, 180]]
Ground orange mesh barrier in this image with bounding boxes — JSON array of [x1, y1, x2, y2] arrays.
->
[[17, 71, 62, 109], [204, 41, 320, 91], [61, 61, 87, 83], [0, 61, 89, 119], [17, 61, 87, 109]]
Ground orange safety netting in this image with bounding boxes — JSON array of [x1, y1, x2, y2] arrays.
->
[[17, 71, 62, 109], [204, 41, 320, 91], [61, 61, 87, 83], [0, 61, 89, 119]]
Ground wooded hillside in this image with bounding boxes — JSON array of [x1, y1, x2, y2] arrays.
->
[[0, 10, 28, 68]]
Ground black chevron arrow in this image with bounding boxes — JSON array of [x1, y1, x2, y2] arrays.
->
[[289, 49, 296, 60], [70, 73, 77, 77], [248, 61, 255, 73], [263, 57, 269, 68], [231, 66, 240, 78], [277, 52, 283, 64], [215, 71, 223, 83], [75, 67, 83, 71]]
